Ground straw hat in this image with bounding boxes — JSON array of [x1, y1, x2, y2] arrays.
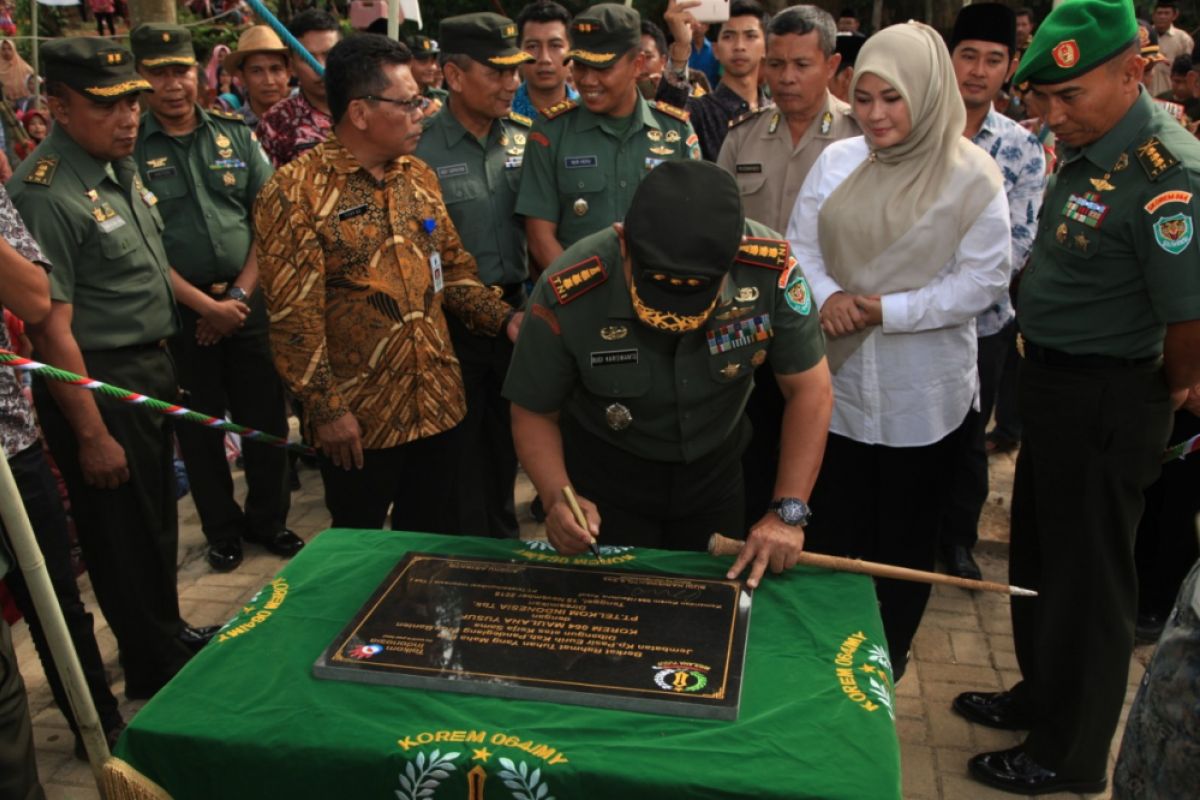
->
[[223, 25, 290, 72]]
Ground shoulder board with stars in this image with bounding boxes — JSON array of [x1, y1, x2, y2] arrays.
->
[[209, 107, 246, 122], [728, 107, 770, 130], [548, 255, 607, 305], [734, 237, 790, 271], [508, 111, 533, 128], [650, 100, 690, 122], [1136, 136, 1180, 182], [24, 156, 59, 186], [542, 99, 578, 120]]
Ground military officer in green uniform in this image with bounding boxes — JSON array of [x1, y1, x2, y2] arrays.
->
[[515, 3, 701, 276], [951, 1, 1200, 794], [131, 24, 302, 573], [9, 37, 215, 699], [409, 33, 449, 108], [415, 12, 533, 539], [504, 161, 833, 589]]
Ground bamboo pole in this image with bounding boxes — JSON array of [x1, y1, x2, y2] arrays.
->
[[707, 533, 1037, 597]]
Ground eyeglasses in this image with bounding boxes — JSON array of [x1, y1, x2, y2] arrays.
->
[[354, 94, 431, 115]]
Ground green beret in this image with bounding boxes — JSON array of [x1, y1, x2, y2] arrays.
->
[[1013, 0, 1137, 85], [409, 34, 440, 58], [130, 23, 197, 68], [439, 13, 533, 68], [42, 37, 150, 100], [567, 3, 640, 69], [625, 161, 744, 333]]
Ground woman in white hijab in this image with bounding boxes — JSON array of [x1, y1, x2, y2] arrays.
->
[[786, 21, 1011, 679]]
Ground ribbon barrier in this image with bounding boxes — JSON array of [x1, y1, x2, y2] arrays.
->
[[0, 349, 316, 457], [244, 0, 325, 76]]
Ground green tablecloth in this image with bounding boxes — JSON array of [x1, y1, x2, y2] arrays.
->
[[117, 530, 901, 799]]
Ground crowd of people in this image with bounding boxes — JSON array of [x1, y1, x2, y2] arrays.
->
[[1, 0, 1199, 798]]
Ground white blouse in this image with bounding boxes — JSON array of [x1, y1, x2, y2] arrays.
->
[[786, 136, 1012, 447]]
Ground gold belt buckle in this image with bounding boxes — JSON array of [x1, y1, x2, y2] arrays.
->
[[209, 282, 229, 296]]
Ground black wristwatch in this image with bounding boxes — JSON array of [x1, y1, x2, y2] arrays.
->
[[226, 286, 248, 303], [768, 497, 811, 527]]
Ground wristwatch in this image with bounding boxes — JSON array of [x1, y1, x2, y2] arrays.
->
[[768, 497, 811, 527], [226, 286, 248, 303]]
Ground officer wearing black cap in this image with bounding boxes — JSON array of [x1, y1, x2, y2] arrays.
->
[[8, 37, 217, 700], [514, 3, 700, 276], [409, 33, 448, 107], [130, 23, 301, 573], [504, 160, 832, 589], [415, 12, 533, 539], [950, 0, 1200, 793]]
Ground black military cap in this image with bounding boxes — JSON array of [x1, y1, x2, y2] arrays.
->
[[409, 33, 440, 59], [439, 12, 534, 68], [625, 161, 745, 333], [949, 3, 1016, 55], [43, 37, 150, 100], [568, 3, 641, 69], [834, 33, 864, 68], [130, 23, 197, 68]]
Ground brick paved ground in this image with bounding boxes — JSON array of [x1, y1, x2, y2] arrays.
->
[[12, 448, 1151, 799]]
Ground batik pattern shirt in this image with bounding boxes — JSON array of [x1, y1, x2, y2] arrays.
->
[[253, 135, 513, 450], [256, 91, 333, 167], [971, 108, 1046, 336], [0, 184, 47, 458]]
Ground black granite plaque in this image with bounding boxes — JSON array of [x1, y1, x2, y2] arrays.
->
[[313, 553, 752, 720]]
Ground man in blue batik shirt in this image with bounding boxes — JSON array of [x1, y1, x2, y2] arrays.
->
[[939, 3, 1046, 580], [511, 0, 579, 123]]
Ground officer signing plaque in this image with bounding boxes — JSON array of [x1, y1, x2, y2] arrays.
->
[[314, 553, 751, 720]]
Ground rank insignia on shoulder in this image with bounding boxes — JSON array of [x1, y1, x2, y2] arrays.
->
[[25, 156, 58, 186], [210, 108, 245, 122], [508, 111, 533, 127], [728, 107, 767, 129], [548, 256, 607, 305], [650, 100, 690, 122], [1136, 137, 1180, 181], [542, 100, 578, 120], [735, 237, 790, 271]]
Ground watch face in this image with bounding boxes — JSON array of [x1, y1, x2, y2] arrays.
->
[[778, 499, 806, 525]]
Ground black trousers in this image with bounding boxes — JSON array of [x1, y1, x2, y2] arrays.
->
[[446, 315, 518, 538], [740, 366, 784, 531], [0, 618, 43, 800], [562, 416, 747, 551], [34, 345, 192, 691], [319, 427, 460, 533], [939, 322, 1013, 550], [170, 294, 290, 544], [805, 425, 962, 676], [1135, 409, 1200, 619], [0, 443, 122, 735], [991, 321, 1022, 441], [1008, 357, 1171, 779]]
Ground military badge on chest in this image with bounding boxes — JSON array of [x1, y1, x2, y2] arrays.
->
[[706, 314, 772, 355]]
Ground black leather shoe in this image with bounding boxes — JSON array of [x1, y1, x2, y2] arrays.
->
[[179, 623, 220, 653], [968, 746, 1106, 795], [942, 545, 982, 581], [953, 690, 1031, 730], [207, 539, 243, 572], [246, 528, 304, 558]]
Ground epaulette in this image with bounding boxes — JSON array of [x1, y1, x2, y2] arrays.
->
[[690, 83, 707, 98], [508, 111, 533, 127], [650, 100, 690, 122], [1136, 136, 1180, 181], [542, 99, 578, 120], [548, 255, 607, 305], [728, 106, 769, 130], [734, 237, 790, 272], [24, 156, 58, 187], [209, 107, 246, 122]]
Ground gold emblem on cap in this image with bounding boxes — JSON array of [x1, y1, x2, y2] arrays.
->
[[1052, 39, 1080, 69], [720, 363, 740, 379], [573, 197, 589, 217], [735, 286, 759, 303], [600, 325, 628, 341], [605, 402, 632, 431]]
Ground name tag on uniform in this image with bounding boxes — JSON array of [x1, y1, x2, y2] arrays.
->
[[564, 155, 598, 169], [590, 349, 638, 367], [97, 215, 127, 234], [436, 163, 469, 178], [147, 166, 178, 180], [430, 251, 444, 293], [338, 204, 369, 221], [736, 163, 763, 174]]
